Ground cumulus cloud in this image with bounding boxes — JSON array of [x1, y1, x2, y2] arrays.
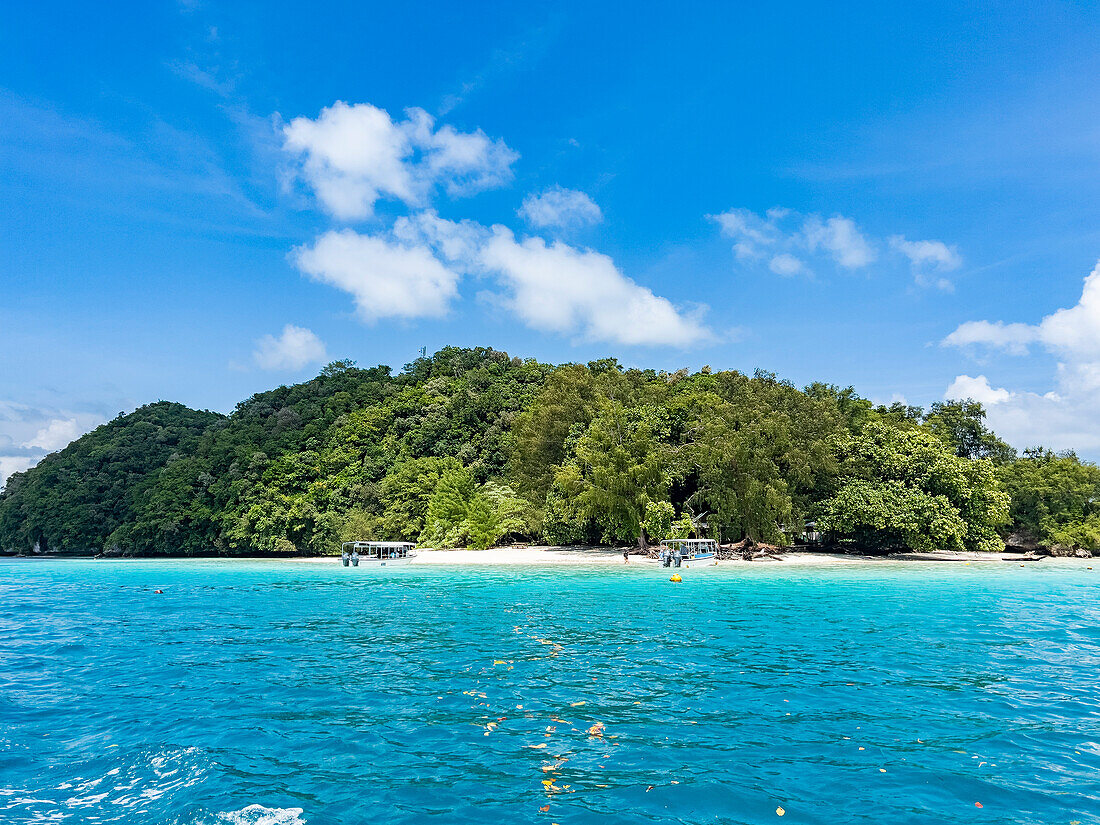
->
[[944, 261, 1100, 358], [283, 101, 517, 220], [942, 320, 1039, 355], [1038, 262, 1100, 356], [479, 228, 709, 346], [25, 418, 86, 452], [292, 228, 461, 320], [945, 374, 1014, 406], [943, 374, 1100, 454], [390, 213, 710, 345], [423, 121, 518, 196], [253, 325, 328, 371], [943, 260, 1100, 454], [392, 210, 488, 267], [518, 186, 602, 229], [285, 100, 704, 348], [0, 402, 105, 490]]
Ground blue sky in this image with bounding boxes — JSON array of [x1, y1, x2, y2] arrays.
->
[[3, 0, 1100, 483]]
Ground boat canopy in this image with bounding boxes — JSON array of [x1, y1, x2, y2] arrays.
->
[[665, 538, 718, 548], [341, 541, 416, 558]]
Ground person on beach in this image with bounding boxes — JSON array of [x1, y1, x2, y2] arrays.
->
[[623, 547, 629, 563]]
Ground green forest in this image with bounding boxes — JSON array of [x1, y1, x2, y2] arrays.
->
[[2, 346, 1098, 556]]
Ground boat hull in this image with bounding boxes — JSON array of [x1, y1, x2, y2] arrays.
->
[[647, 553, 719, 568], [348, 555, 417, 567]]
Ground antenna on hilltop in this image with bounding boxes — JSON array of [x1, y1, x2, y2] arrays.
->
[[419, 346, 427, 359]]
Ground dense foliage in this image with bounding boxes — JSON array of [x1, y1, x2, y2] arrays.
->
[[1, 347, 1096, 555], [997, 449, 1100, 549], [0, 403, 223, 553]]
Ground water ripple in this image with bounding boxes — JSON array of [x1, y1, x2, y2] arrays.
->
[[1, 558, 1099, 824]]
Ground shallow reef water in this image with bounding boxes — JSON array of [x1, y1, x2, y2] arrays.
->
[[1, 558, 1098, 824]]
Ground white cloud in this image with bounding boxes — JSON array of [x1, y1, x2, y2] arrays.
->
[[0, 455, 36, 490], [295, 211, 707, 346], [292, 228, 460, 320], [479, 227, 709, 346], [945, 374, 1014, 406], [710, 208, 783, 261], [0, 402, 105, 490], [942, 376, 1100, 454], [518, 186, 602, 229], [890, 235, 961, 290], [25, 418, 86, 452], [425, 121, 518, 196], [803, 215, 877, 268], [253, 325, 328, 371], [282, 101, 517, 220], [283, 102, 415, 220], [711, 207, 877, 274], [942, 320, 1039, 355], [387, 212, 709, 346], [285, 100, 703, 349], [768, 253, 806, 277], [889, 235, 962, 271], [944, 261, 1100, 358], [943, 260, 1100, 455], [392, 210, 488, 267], [711, 207, 964, 288], [1037, 261, 1100, 356]]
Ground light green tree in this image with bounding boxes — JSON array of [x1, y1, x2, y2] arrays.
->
[[465, 493, 497, 551], [817, 423, 1009, 552], [642, 500, 674, 546], [671, 513, 695, 539], [419, 463, 476, 548], [997, 449, 1100, 548]]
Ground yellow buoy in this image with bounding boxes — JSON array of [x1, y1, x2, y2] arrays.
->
[[670, 574, 682, 582]]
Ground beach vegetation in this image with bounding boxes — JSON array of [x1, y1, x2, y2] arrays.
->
[[642, 500, 674, 545], [996, 449, 1100, 550], [0, 346, 1094, 556], [818, 423, 1009, 553]]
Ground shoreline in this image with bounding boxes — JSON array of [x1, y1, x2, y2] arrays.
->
[[3, 547, 1091, 566], [287, 547, 1089, 566]]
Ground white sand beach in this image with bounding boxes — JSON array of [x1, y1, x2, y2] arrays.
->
[[290, 547, 1083, 566]]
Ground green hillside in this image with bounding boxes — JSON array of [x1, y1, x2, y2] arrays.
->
[[2, 347, 1097, 556]]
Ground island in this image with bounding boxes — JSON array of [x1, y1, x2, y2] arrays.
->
[[1, 347, 1097, 560]]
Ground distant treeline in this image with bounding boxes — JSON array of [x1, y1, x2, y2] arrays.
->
[[2, 347, 1098, 556]]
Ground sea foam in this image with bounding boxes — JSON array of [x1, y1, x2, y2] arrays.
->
[[215, 804, 306, 825]]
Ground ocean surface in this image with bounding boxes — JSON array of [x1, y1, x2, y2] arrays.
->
[[1, 558, 1098, 825]]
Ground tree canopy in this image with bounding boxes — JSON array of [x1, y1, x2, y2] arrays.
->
[[0, 346, 1093, 555]]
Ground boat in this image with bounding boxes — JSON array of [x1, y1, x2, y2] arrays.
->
[[659, 538, 719, 568], [340, 541, 417, 567]]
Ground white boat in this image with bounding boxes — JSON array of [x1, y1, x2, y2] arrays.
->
[[340, 541, 417, 567], [659, 538, 719, 568]]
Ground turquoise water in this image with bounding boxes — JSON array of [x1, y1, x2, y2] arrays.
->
[[1, 559, 1098, 825]]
